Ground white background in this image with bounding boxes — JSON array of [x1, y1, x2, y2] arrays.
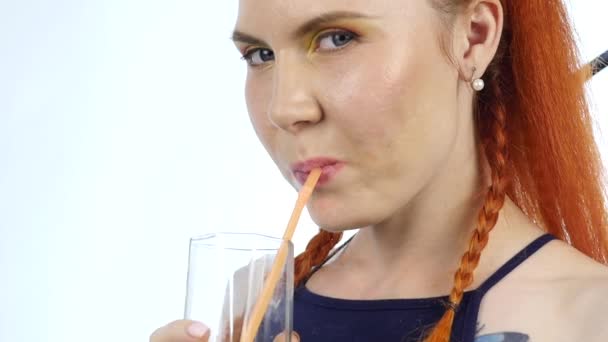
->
[[0, 1, 606, 341]]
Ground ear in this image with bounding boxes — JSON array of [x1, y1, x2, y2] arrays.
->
[[453, 0, 504, 82]]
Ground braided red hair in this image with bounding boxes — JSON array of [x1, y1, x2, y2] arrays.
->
[[292, 1, 608, 341], [425, 0, 608, 340], [294, 229, 342, 287]]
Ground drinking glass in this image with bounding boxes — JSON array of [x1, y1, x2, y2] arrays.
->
[[184, 232, 294, 342]]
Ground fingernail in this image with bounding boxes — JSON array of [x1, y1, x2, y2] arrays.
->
[[187, 322, 209, 338]]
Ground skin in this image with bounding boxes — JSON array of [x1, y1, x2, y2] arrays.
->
[[150, 0, 608, 341]]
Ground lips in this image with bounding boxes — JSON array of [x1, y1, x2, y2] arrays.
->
[[291, 157, 345, 186]]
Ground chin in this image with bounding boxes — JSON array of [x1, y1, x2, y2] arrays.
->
[[315, 223, 356, 234], [307, 206, 371, 233], [306, 189, 379, 231], [307, 209, 345, 232]]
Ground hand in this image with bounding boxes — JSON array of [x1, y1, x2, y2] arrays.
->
[[150, 320, 210, 342], [150, 319, 300, 342]]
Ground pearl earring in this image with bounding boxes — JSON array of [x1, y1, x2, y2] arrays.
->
[[470, 67, 485, 91]]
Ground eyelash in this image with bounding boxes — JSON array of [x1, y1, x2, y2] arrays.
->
[[240, 29, 359, 67]]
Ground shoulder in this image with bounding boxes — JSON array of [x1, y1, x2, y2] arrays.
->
[[546, 241, 608, 341], [479, 238, 608, 341], [564, 275, 608, 342]]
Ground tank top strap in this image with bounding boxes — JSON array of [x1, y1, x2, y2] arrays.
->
[[302, 233, 556, 290], [475, 233, 556, 294], [461, 233, 556, 341], [301, 234, 355, 286]]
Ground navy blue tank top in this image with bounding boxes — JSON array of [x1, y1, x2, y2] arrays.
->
[[292, 234, 555, 342]]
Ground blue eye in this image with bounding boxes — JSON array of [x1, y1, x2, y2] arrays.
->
[[317, 31, 356, 51], [241, 48, 275, 66], [240, 30, 357, 67]]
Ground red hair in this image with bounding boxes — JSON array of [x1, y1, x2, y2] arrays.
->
[[293, 0, 608, 341]]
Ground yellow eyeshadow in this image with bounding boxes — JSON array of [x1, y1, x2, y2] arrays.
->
[[302, 20, 379, 54]]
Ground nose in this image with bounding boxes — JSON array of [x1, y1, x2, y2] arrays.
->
[[268, 51, 322, 134]]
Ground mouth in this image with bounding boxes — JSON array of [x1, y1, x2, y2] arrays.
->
[[291, 157, 345, 187]]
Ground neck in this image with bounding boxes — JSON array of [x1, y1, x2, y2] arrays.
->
[[340, 180, 541, 297], [340, 131, 496, 295], [354, 173, 484, 274]]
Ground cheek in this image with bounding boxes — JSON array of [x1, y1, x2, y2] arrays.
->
[[323, 51, 428, 138], [245, 75, 275, 147], [319, 42, 459, 171]]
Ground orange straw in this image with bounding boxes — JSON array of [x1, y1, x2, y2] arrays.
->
[[240, 168, 322, 342]]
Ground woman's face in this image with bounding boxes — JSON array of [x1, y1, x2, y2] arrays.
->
[[233, 0, 473, 231]]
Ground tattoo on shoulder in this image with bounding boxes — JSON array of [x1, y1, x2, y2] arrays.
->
[[474, 332, 529, 341], [475, 322, 530, 341]]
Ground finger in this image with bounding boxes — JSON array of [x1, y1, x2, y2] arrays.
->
[[273, 331, 301, 342], [150, 320, 211, 342]]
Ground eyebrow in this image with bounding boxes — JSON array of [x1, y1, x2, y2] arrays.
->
[[231, 10, 376, 46]]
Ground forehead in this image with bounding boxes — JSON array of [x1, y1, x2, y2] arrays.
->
[[235, 0, 405, 30]]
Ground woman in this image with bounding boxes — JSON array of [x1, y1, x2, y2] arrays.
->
[[151, 0, 608, 341]]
